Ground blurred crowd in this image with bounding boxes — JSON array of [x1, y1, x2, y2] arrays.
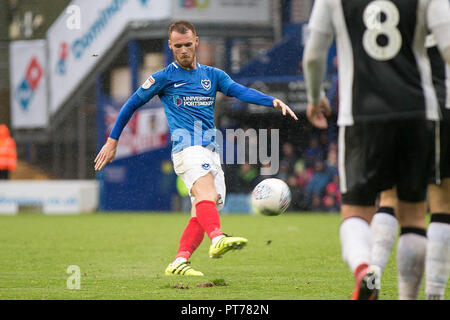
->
[[225, 131, 341, 213], [223, 55, 341, 213]]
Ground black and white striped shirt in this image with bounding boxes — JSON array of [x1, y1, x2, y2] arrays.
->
[[308, 0, 450, 125]]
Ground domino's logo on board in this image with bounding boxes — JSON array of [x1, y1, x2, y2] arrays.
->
[[14, 56, 43, 112]]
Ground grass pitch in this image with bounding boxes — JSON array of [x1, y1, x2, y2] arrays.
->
[[0, 212, 442, 300]]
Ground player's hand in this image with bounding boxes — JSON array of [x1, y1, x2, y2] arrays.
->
[[306, 97, 331, 129], [94, 137, 118, 171], [273, 99, 298, 120]]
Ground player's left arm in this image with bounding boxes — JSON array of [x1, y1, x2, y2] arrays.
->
[[217, 70, 298, 120], [428, 0, 450, 65]]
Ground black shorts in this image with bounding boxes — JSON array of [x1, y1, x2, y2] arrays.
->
[[431, 119, 450, 184], [339, 119, 434, 206]]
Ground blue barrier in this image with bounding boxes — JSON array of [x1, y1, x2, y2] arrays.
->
[[222, 193, 253, 214]]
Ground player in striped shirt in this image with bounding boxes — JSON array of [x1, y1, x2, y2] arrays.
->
[[303, 0, 450, 299], [370, 32, 450, 300]]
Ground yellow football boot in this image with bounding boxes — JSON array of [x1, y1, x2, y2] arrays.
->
[[165, 261, 204, 276], [209, 235, 248, 259]]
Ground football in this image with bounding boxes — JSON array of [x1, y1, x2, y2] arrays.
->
[[251, 178, 291, 216]]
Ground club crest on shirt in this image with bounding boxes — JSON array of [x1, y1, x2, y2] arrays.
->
[[142, 76, 155, 89], [201, 79, 211, 91]]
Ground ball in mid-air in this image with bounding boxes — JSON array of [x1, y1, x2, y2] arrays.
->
[[251, 178, 291, 216]]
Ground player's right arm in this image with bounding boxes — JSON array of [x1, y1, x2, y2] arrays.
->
[[303, 0, 334, 129], [94, 71, 165, 171], [427, 0, 450, 65]]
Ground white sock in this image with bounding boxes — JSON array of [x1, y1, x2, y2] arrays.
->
[[425, 222, 450, 300], [211, 235, 225, 245], [172, 257, 187, 266], [340, 217, 372, 273], [397, 231, 427, 300], [370, 211, 398, 275]]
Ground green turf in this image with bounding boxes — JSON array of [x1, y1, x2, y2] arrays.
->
[[0, 212, 444, 300]]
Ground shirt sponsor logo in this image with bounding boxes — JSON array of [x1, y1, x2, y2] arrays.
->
[[174, 82, 187, 88], [183, 96, 215, 107], [173, 96, 215, 107], [201, 79, 211, 91]]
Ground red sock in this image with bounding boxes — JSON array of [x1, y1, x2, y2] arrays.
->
[[195, 200, 223, 240], [175, 217, 205, 260]]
